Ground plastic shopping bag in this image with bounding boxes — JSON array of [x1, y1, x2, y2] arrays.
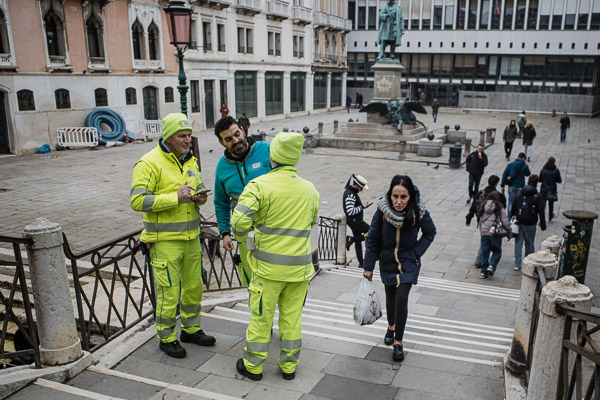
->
[[353, 277, 383, 326]]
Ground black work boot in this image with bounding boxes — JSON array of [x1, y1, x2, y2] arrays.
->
[[236, 358, 262, 381], [346, 236, 353, 251], [159, 340, 187, 358], [181, 330, 216, 346], [281, 368, 296, 380]]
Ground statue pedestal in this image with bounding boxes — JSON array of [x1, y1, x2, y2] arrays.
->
[[368, 60, 405, 123]]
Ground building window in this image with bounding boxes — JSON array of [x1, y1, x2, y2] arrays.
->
[[148, 22, 160, 60], [433, 5, 443, 29], [217, 24, 225, 52], [191, 80, 200, 113], [268, 31, 281, 56], [235, 71, 257, 117], [125, 87, 137, 105], [55, 88, 71, 109], [95, 88, 108, 106], [0, 9, 9, 55], [17, 89, 35, 111], [314, 35, 320, 59], [445, 5, 454, 29], [330, 73, 342, 107], [165, 87, 174, 103], [237, 27, 253, 54], [348, 1, 356, 29], [357, 6, 365, 30], [290, 72, 305, 112], [265, 72, 283, 115], [132, 20, 144, 60], [368, 6, 377, 30], [527, 0, 539, 29], [86, 16, 104, 59], [503, 2, 514, 29], [313, 72, 327, 109], [44, 8, 66, 58], [479, 0, 489, 29], [293, 35, 304, 57], [203, 22, 212, 51]]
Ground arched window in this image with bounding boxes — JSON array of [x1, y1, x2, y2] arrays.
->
[[125, 87, 137, 105], [44, 9, 64, 56], [55, 89, 70, 109], [0, 10, 9, 55], [148, 22, 160, 60], [131, 20, 144, 60], [86, 16, 104, 58], [164, 87, 174, 103], [95, 88, 108, 106], [17, 90, 35, 111]]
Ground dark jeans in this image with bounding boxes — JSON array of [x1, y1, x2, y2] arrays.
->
[[384, 283, 413, 342], [480, 235, 503, 274], [560, 127, 568, 142], [468, 174, 483, 199], [504, 141, 514, 158], [348, 221, 370, 263], [514, 224, 537, 269]]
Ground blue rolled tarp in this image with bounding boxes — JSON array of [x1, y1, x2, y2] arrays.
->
[[85, 108, 141, 144]]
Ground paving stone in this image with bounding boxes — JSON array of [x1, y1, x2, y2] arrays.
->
[[302, 335, 373, 359], [453, 374, 505, 399], [114, 355, 208, 387], [245, 384, 303, 400], [128, 336, 216, 370], [192, 374, 254, 398], [67, 370, 162, 399], [196, 353, 241, 380], [391, 365, 460, 396], [394, 387, 462, 400], [321, 354, 397, 385], [147, 388, 211, 399], [310, 374, 399, 400], [7, 384, 89, 400]]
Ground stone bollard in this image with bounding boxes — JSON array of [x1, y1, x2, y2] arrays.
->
[[333, 120, 339, 134], [541, 235, 561, 259], [506, 250, 557, 375], [304, 133, 314, 154], [444, 125, 450, 134], [479, 130, 486, 146], [318, 122, 323, 136], [397, 139, 407, 161], [464, 138, 472, 158], [527, 276, 593, 400], [337, 216, 347, 265], [283, 127, 289, 132], [23, 218, 83, 365]]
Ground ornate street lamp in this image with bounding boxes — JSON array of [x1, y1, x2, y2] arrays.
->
[[164, 0, 193, 116]]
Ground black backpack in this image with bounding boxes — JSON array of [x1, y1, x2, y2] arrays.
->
[[515, 194, 537, 224]]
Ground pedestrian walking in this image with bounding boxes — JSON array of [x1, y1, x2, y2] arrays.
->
[[358, 93, 364, 108], [232, 131, 319, 381], [238, 113, 251, 135], [355, 92, 360, 109], [516, 111, 527, 138], [431, 99, 440, 123], [539, 156, 562, 222], [465, 144, 488, 204], [501, 152, 531, 219], [220, 103, 229, 118], [346, 95, 352, 113], [214, 116, 271, 287], [511, 175, 546, 271], [479, 191, 512, 279], [363, 175, 436, 362], [343, 174, 372, 269], [465, 175, 506, 268], [559, 112, 570, 143], [130, 113, 216, 359], [503, 120, 518, 160], [522, 121, 536, 162]]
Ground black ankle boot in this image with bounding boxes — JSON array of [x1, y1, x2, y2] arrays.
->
[[384, 329, 394, 346], [392, 344, 404, 361]]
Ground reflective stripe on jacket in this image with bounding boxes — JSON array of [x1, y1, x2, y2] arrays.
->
[[231, 166, 320, 282], [130, 142, 204, 243]]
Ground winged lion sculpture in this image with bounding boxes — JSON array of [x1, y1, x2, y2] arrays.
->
[[360, 98, 427, 133]]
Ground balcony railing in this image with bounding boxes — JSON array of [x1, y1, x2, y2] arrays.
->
[[343, 19, 353, 31], [314, 51, 321, 60], [236, 0, 262, 14], [328, 14, 345, 30], [0, 53, 13, 66], [218, 44, 226, 52], [313, 11, 328, 27], [195, 0, 232, 9], [133, 59, 163, 70], [267, 0, 289, 19], [88, 57, 108, 69], [292, 5, 312, 24], [49, 55, 67, 65], [293, 50, 305, 58]]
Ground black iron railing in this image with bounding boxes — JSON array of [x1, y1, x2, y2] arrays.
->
[[0, 236, 41, 368], [318, 216, 340, 261], [199, 221, 243, 292]]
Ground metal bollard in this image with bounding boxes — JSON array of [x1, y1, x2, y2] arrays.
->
[[527, 276, 592, 400], [557, 210, 598, 284], [506, 250, 557, 375], [444, 125, 450, 134], [397, 139, 407, 160], [448, 142, 462, 169], [464, 138, 472, 158], [23, 218, 83, 365]]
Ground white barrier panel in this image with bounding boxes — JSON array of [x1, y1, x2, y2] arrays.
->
[[143, 120, 162, 138], [57, 127, 99, 147]]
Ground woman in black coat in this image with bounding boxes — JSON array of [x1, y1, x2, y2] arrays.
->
[[363, 175, 436, 362], [539, 156, 562, 221]]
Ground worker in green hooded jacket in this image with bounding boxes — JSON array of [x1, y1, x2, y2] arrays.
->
[[231, 131, 320, 381]]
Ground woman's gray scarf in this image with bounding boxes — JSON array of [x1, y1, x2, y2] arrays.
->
[[376, 196, 427, 229]]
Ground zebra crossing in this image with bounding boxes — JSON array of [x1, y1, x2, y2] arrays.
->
[[204, 268, 519, 367]]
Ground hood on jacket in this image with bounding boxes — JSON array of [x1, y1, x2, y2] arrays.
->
[[484, 199, 498, 213], [543, 163, 557, 171]]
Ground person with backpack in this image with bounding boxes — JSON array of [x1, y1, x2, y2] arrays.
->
[[503, 120, 518, 161], [511, 175, 546, 271], [501, 152, 531, 219], [466, 175, 506, 268], [539, 157, 562, 222], [479, 191, 512, 279], [517, 111, 526, 138], [465, 144, 488, 204], [522, 121, 536, 162]]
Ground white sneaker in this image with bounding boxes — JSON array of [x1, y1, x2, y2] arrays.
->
[[513, 266, 521, 271], [486, 267, 494, 277]]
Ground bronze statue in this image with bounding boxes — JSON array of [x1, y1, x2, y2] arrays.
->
[[360, 99, 427, 133], [377, 0, 404, 60]]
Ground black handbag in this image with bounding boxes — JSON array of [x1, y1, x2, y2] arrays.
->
[[490, 213, 509, 238]]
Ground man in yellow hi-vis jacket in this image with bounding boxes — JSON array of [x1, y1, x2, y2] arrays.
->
[[231, 131, 320, 381], [130, 113, 216, 358]]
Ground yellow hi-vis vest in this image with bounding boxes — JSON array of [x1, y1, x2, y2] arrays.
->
[[231, 166, 320, 282], [130, 143, 205, 243]]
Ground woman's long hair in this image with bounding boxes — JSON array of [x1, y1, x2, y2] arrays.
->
[[386, 175, 420, 223], [485, 191, 504, 211], [543, 156, 556, 170]]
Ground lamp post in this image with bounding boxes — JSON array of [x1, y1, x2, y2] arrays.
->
[[164, 0, 193, 116]]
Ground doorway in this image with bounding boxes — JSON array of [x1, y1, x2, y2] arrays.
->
[[204, 80, 215, 128], [143, 86, 159, 120], [219, 80, 227, 110], [0, 92, 10, 154]]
